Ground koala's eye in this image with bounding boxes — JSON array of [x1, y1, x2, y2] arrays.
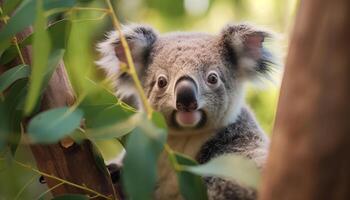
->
[[157, 75, 168, 88], [207, 72, 219, 85]]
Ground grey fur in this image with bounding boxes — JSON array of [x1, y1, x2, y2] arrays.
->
[[97, 23, 273, 200], [198, 107, 269, 200]]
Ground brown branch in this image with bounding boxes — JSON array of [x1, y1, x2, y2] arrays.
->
[[260, 0, 350, 199]]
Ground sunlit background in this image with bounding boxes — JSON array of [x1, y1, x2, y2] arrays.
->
[[0, 0, 298, 199]]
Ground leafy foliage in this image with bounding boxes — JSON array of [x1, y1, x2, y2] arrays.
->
[[173, 153, 208, 200], [0, 0, 277, 199], [0, 64, 29, 93], [184, 154, 261, 188], [24, 0, 51, 115], [27, 107, 83, 143]]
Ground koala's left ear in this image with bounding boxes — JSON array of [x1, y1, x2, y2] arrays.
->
[[220, 23, 275, 79], [96, 25, 158, 103], [96, 25, 158, 79]]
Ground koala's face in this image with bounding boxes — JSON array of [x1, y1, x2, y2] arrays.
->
[[97, 24, 273, 134]]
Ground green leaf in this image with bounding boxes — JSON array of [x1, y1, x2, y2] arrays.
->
[[122, 118, 167, 200], [0, 0, 75, 43], [90, 140, 110, 177], [28, 107, 83, 143], [87, 105, 134, 129], [0, 19, 71, 65], [70, 129, 87, 143], [0, 79, 27, 154], [152, 111, 167, 130], [184, 154, 261, 189], [0, 38, 11, 58], [42, 49, 65, 87], [86, 113, 140, 140], [94, 139, 124, 162], [0, 0, 36, 42], [0, 44, 18, 65], [0, 65, 30, 93], [51, 194, 88, 200], [48, 20, 72, 50], [24, 0, 51, 115], [80, 78, 120, 107], [44, 0, 76, 10], [0, 101, 9, 152], [78, 79, 137, 139], [2, 0, 23, 16], [174, 153, 208, 200]]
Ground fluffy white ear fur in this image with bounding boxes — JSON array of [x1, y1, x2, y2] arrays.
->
[[96, 31, 121, 81], [96, 30, 136, 100], [96, 25, 158, 100], [221, 23, 276, 80]]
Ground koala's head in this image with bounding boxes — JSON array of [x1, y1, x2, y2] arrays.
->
[[97, 23, 274, 135]]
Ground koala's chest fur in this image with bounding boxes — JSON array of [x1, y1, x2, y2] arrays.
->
[[155, 130, 215, 200]]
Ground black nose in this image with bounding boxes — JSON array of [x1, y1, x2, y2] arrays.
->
[[175, 77, 198, 112]]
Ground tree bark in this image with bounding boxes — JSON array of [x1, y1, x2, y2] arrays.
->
[[0, 1, 117, 198], [260, 0, 350, 200]]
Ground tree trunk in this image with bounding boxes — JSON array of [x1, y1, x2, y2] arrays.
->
[[0, 1, 118, 198], [260, 0, 350, 200]]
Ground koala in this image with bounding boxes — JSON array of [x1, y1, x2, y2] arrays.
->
[[97, 23, 273, 200]]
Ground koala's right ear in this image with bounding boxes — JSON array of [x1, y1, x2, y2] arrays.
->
[[96, 25, 158, 98], [220, 23, 275, 80]]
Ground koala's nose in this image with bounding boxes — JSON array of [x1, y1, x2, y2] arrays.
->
[[175, 77, 198, 112]]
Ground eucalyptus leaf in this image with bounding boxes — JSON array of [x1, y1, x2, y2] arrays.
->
[[0, 80, 27, 154], [0, 101, 9, 152], [184, 154, 261, 189], [0, 0, 36, 42], [152, 111, 167, 130], [94, 139, 124, 162], [0, 45, 17, 65], [122, 117, 167, 200], [0, 19, 71, 65], [86, 105, 134, 129], [42, 49, 65, 87], [48, 20, 72, 50], [174, 153, 208, 200], [2, 0, 23, 16], [86, 113, 140, 140], [44, 0, 76, 10], [0, 0, 75, 43], [0, 64, 30, 93], [0, 38, 11, 58], [79, 79, 137, 139], [24, 0, 51, 115], [80, 78, 119, 107], [90, 140, 110, 178], [28, 107, 83, 143]]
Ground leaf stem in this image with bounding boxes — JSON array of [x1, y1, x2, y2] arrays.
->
[[73, 7, 110, 12], [71, 12, 108, 23], [104, 0, 153, 119], [12, 159, 112, 200], [164, 144, 184, 171], [45, 7, 109, 17], [14, 175, 36, 200], [36, 182, 65, 200], [0, 7, 26, 65]]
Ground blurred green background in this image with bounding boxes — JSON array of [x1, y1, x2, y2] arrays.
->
[[0, 0, 298, 199]]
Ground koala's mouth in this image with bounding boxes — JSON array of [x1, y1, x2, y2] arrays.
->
[[171, 110, 206, 129]]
